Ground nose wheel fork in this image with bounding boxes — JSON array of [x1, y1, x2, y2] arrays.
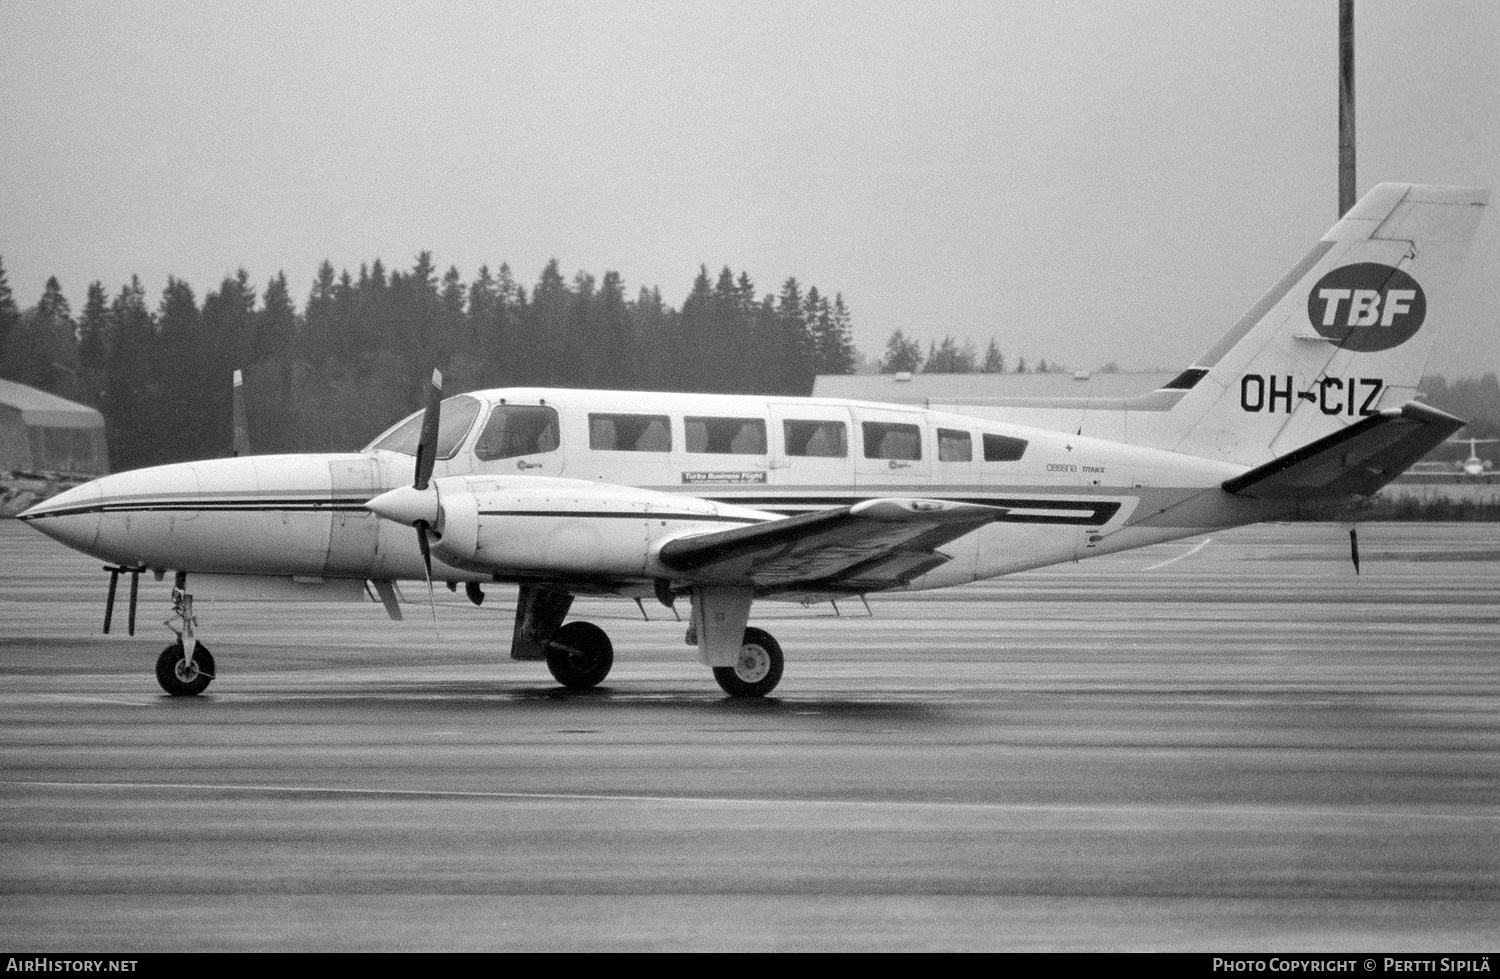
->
[[155, 572, 215, 696]]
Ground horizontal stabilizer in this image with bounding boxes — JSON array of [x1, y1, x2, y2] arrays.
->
[[1221, 402, 1465, 500], [657, 498, 1004, 591]]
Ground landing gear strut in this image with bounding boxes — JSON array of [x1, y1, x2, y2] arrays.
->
[[713, 627, 784, 698], [155, 572, 215, 696]]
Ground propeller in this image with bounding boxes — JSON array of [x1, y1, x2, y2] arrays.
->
[[367, 369, 446, 632]]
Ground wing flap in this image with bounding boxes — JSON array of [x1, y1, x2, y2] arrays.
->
[[656, 498, 1004, 590], [1222, 402, 1465, 500]]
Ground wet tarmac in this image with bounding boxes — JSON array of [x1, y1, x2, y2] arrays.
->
[[2, 520, 1497, 951]]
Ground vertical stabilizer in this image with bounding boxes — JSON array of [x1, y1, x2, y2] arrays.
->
[[1162, 183, 1488, 465]]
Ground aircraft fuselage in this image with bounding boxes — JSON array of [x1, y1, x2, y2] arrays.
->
[[23, 388, 1261, 598]]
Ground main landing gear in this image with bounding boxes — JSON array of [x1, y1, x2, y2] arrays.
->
[[512, 584, 785, 697], [155, 572, 215, 697], [712, 627, 784, 698], [545, 621, 614, 690], [535, 618, 784, 697]]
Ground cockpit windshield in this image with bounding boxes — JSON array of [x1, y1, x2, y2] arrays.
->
[[364, 395, 482, 459]]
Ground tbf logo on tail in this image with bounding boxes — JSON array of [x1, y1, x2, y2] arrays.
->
[[1307, 263, 1426, 351]]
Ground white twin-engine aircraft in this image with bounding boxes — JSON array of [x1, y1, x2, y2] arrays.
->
[[19, 183, 1490, 698]]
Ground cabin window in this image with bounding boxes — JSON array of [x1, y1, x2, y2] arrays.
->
[[982, 433, 1029, 462], [783, 420, 847, 458], [367, 395, 482, 460], [937, 428, 972, 462], [589, 413, 672, 452], [474, 405, 560, 461], [686, 416, 767, 454], [862, 421, 922, 461]]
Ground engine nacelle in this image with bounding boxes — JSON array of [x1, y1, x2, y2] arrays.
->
[[430, 476, 760, 578]]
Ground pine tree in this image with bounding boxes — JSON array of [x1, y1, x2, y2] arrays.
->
[[155, 277, 207, 457], [675, 266, 714, 391], [773, 277, 812, 395], [301, 260, 338, 364], [2, 277, 73, 392], [530, 259, 571, 386], [201, 272, 257, 458], [103, 277, 158, 470], [805, 286, 853, 379], [824, 294, 857, 375], [928, 336, 976, 374], [76, 282, 110, 407], [595, 270, 633, 390], [878, 330, 923, 374], [0, 257, 19, 378], [982, 338, 1006, 374]]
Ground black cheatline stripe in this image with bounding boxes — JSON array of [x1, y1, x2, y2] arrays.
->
[[28, 496, 1119, 527], [706, 496, 1122, 526], [477, 510, 763, 524], [24, 497, 378, 520]]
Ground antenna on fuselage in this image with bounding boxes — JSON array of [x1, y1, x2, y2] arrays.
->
[[231, 369, 250, 457]]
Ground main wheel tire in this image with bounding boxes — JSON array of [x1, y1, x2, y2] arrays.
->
[[713, 627, 784, 698], [545, 621, 614, 690], [155, 642, 215, 696]]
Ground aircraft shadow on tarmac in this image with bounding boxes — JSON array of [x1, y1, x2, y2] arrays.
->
[[198, 679, 947, 724]]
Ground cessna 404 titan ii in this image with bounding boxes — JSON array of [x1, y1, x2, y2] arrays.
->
[[18, 183, 1490, 698]]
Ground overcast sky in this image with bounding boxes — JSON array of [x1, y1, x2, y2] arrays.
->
[[2, 0, 1495, 377]]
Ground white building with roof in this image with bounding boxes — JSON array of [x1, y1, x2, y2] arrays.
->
[[0, 379, 109, 516], [812, 371, 1178, 408]]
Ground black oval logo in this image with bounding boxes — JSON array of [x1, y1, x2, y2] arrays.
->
[[1306, 263, 1426, 352]]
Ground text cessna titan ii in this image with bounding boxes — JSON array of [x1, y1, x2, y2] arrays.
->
[[19, 184, 1490, 697]]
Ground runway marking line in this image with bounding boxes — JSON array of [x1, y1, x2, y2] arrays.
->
[[2, 778, 1496, 824], [1141, 537, 1213, 572]]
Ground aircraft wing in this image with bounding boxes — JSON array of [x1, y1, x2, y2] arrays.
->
[[656, 498, 1005, 593], [1221, 402, 1465, 500]]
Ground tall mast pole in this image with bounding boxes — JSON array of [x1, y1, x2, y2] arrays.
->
[[1338, 0, 1356, 216]]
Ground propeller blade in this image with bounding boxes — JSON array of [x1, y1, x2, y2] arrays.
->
[[413, 369, 444, 491], [414, 520, 440, 634]]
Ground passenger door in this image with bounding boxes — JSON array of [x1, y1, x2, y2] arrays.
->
[[768, 403, 855, 509]]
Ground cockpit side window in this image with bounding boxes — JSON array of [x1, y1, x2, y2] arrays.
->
[[982, 433, 1029, 462], [366, 395, 482, 459], [474, 405, 561, 461]]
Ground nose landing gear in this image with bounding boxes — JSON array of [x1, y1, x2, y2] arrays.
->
[[154, 572, 215, 696]]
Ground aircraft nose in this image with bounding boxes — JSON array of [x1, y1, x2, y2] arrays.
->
[[17, 479, 103, 553]]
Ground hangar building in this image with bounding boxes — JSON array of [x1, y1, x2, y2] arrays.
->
[[1, 379, 109, 517]]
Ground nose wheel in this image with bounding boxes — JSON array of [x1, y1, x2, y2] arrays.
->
[[713, 627, 784, 698], [155, 641, 215, 696]]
